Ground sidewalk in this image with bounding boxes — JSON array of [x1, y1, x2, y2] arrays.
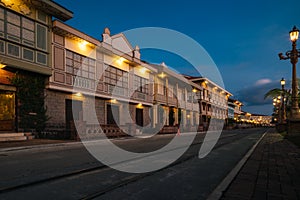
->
[[221, 129, 300, 200]]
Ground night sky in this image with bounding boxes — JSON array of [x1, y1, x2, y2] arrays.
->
[[54, 0, 300, 115]]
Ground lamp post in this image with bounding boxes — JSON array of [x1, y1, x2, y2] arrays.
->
[[280, 78, 286, 122], [278, 26, 300, 120]]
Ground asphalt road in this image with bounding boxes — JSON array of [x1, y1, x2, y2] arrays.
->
[[0, 128, 268, 200]]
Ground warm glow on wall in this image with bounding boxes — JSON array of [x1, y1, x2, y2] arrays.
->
[[137, 103, 143, 108], [78, 40, 88, 50], [74, 92, 82, 97], [111, 99, 117, 103], [1, 0, 14, 7], [139, 67, 147, 74], [0, 63, 6, 68], [158, 72, 166, 78], [116, 57, 126, 65]]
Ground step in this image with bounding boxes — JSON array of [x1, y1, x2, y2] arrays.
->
[[0, 133, 25, 137], [26, 135, 35, 140], [0, 136, 27, 142]]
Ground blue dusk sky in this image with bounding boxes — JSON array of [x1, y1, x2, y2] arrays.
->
[[54, 0, 300, 115]]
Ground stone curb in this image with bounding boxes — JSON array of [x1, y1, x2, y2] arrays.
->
[[0, 141, 83, 153]]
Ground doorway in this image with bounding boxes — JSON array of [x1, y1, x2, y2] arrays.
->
[[107, 104, 119, 125], [0, 91, 15, 131], [136, 108, 143, 127], [65, 99, 82, 139]]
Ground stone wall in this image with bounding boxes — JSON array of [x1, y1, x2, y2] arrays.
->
[[45, 90, 68, 126]]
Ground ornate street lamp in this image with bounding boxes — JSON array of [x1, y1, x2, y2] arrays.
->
[[280, 78, 286, 122], [278, 26, 300, 120]]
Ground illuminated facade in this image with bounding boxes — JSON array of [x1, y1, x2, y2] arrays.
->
[[228, 98, 243, 120], [151, 63, 202, 133], [45, 22, 157, 138], [0, 0, 72, 132], [0, 0, 263, 138], [186, 77, 232, 130]]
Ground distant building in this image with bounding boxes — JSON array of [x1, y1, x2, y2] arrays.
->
[[151, 63, 202, 133], [228, 98, 243, 120], [186, 76, 232, 130]]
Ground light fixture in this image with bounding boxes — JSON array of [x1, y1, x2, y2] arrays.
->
[[79, 40, 88, 50], [117, 57, 125, 65], [192, 88, 197, 93], [74, 92, 82, 97], [111, 99, 117, 103], [158, 72, 166, 78], [137, 103, 143, 108], [139, 67, 147, 74], [280, 78, 286, 86], [0, 63, 6, 68], [290, 26, 299, 42]]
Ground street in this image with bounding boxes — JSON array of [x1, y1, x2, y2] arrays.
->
[[0, 128, 267, 200]]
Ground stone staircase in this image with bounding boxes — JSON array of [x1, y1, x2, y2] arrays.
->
[[0, 132, 35, 142]]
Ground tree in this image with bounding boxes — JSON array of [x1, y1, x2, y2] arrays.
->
[[8, 72, 49, 133]]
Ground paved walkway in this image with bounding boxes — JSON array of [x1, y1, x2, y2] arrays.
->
[[221, 130, 300, 200]]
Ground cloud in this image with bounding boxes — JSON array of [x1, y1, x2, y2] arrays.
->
[[254, 78, 272, 86], [236, 79, 289, 108]]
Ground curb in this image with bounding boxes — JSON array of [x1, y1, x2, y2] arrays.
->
[[0, 131, 206, 153], [0, 141, 83, 153], [206, 129, 268, 200]]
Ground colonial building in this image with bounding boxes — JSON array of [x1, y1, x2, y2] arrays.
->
[[45, 20, 158, 138], [0, 0, 72, 132], [228, 98, 243, 120], [151, 62, 202, 133], [186, 76, 232, 130]]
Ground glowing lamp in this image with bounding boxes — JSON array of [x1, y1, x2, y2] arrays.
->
[[290, 26, 299, 42], [280, 78, 285, 86]]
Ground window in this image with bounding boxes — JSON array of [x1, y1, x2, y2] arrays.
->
[[157, 78, 165, 95], [7, 43, 20, 57], [36, 52, 47, 65], [0, 40, 4, 53], [23, 48, 34, 61], [134, 75, 149, 94], [0, 8, 48, 65], [0, 7, 4, 38], [37, 11, 47, 24], [36, 24, 47, 50], [7, 11, 20, 42], [104, 65, 128, 94], [66, 50, 95, 79], [177, 88, 182, 100], [22, 17, 34, 47], [168, 84, 174, 97]]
